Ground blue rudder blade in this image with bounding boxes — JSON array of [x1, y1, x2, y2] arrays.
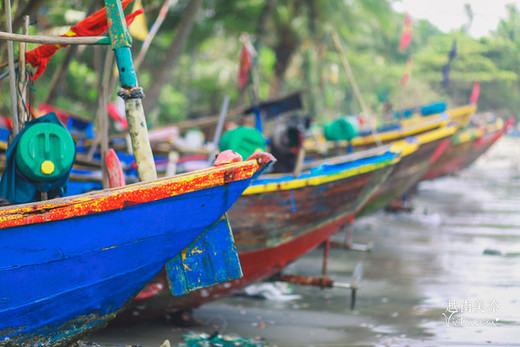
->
[[166, 214, 243, 296]]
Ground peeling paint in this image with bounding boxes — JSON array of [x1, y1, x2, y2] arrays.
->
[[0, 159, 261, 229]]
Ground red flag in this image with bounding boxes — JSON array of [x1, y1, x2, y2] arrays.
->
[[107, 101, 128, 131], [400, 56, 413, 86], [238, 46, 252, 90], [399, 13, 412, 52], [238, 33, 257, 90], [26, 0, 142, 80], [469, 82, 480, 104]]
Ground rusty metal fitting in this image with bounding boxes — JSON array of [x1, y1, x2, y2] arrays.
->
[[117, 87, 145, 100]]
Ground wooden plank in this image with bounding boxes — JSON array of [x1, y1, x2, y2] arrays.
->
[[166, 215, 242, 296]]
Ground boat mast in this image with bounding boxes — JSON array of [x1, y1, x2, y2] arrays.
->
[[104, 0, 157, 182]]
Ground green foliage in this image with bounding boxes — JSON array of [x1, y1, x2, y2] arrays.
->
[[2, 0, 520, 127], [157, 84, 190, 124]]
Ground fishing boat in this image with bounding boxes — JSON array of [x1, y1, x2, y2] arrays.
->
[[302, 105, 460, 214], [123, 144, 404, 316], [360, 122, 456, 214], [0, 0, 275, 345], [0, 152, 272, 346], [421, 117, 514, 181], [305, 103, 475, 157], [398, 102, 476, 128]]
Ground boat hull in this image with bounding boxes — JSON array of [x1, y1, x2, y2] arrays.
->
[[422, 118, 513, 181], [360, 127, 454, 215], [457, 124, 510, 171], [0, 158, 267, 346], [421, 135, 477, 180], [125, 150, 399, 316]]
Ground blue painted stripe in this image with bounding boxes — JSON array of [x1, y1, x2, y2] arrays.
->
[[250, 151, 397, 185]]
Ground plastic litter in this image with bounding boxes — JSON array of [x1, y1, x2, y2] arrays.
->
[[175, 332, 267, 347]]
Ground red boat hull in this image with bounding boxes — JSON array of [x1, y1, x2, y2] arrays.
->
[[129, 212, 354, 314], [361, 135, 451, 214], [422, 118, 513, 181], [123, 152, 397, 317]]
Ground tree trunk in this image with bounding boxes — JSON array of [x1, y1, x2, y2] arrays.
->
[[143, 0, 203, 114], [12, 0, 45, 33], [255, 0, 276, 50], [269, 28, 299, 97]]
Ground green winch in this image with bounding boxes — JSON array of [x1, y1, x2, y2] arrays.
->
[[15, 122, 75, 181], [219, 126, 266, 160], [0, 112, 76, 204], [323, 116, 360, 141]]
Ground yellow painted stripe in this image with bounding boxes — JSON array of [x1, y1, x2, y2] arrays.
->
[[389, 141, 419, 157], [414, 124, 456, 144], [447, 104, 477, 126], [388, 125, 454, 158], [243, 157, 399, 195], [400, 104, 476, 127], [351, 118, 448, 146]]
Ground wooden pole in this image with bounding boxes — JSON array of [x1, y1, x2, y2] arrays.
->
[[331, 31, 381, 146], [5, 0, 19, 138], [97, 48, 115, 189], [17, 16, 29, 128], [107, 0, 176, 114], [0, 30, 109, 45], [134, 0, 176, 71], [105, 0, 157, 182], [293, 147, 306, 178], [207, 95, 230, 165]]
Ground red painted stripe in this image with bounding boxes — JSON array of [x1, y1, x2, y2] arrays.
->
[[0, 159, 262, 229], [430, 138, 451, 163]]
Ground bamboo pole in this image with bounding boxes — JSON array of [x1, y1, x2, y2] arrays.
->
[[207, 95, 230, 165], [97, 48, 115, 189], [5, 0, 19, 138], [107, 0, 176, 112], [0, 30, 109, 45], [17, 16, 29, 128], [134, 0, 176, 71], [105, 0, 157, 182], [331, 31, 381, 146]]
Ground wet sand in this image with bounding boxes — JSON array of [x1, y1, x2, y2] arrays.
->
[[86, 137, 520, 347]]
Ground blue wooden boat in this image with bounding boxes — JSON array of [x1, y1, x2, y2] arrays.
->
[[0, 152, 273, 346], [0, 0, 275, 344]]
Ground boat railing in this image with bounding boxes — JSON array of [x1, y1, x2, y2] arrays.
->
[[301, 143, 393, 170]]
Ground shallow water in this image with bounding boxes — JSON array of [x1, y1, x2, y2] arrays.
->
[[86, 137, 520, 347]]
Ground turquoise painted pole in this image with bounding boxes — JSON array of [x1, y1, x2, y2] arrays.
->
[[104, 0, 157, 181]]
